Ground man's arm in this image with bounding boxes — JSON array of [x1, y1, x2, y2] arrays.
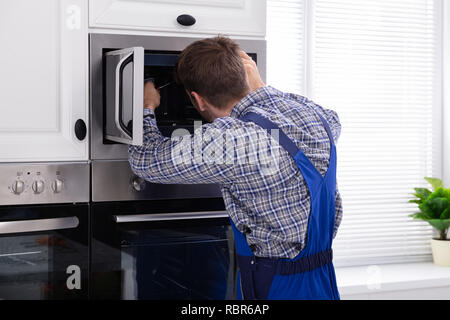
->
[[128, 107, 240, 185], [130, 81, 239, 185]]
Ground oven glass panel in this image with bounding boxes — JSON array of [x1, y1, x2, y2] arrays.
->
[[122, 60, 134, 134], [119, 220, 235, 300], [0, 234, 50, 299], [0, 204, 88, 300]]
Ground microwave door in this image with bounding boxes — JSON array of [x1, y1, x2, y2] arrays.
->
[[105, 47, 144, 145]]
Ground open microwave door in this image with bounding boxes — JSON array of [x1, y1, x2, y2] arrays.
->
[[105, 47, 144, 145]]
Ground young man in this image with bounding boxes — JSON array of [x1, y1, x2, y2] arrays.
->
[[128, 36, 342, 300]]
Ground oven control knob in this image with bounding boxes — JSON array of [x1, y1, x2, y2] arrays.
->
[[32, 180, 45, 194], [12, 180, 25, 195], [132, 177, 146, 192], [51, 179, 63, 193]]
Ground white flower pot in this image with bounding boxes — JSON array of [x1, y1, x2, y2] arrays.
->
[[431, 238, 450, 267]]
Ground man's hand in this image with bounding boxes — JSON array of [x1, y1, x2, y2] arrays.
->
[[240, 51, 265, 92], [144, 81, 161, 111]]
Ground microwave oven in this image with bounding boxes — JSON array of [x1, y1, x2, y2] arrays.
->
[[89, 34, 266, 202], [89, 33, 266, 160]]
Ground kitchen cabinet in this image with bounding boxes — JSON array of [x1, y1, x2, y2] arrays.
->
[[89, 0, 266, 37], [0, 0, 89, 162]]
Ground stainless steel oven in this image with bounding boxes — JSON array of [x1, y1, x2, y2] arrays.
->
[[89, 33, 266, 159], [90, 161, 234, 300], [0, 163, 89, 300], [90, 174, 235, 300]]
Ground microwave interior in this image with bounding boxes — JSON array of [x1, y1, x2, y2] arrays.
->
[[103, 49, 257, 141], [144, 51, 201, 134]]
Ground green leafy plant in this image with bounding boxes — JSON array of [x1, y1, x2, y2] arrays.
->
[[409, 177, 450, 240]]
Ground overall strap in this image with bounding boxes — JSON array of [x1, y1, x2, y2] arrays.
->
[[240, 111, 335, 149], [239, 112, 299, 158], [314, 111, 335, 147], [239, 112, 335, 183]]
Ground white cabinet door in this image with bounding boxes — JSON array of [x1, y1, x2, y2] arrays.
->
[[89, 0, 266, 37], [0, 0, 88, 162]]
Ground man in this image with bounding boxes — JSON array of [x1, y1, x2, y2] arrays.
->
[[129, 36, 342, 300]]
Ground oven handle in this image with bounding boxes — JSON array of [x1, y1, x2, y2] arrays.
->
[[0, 217, 79, 235], [115, 51, 134, 139], [113, 210, 229, 223]]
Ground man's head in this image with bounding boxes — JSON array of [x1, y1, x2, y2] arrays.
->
[[176, 36, 251, 122]]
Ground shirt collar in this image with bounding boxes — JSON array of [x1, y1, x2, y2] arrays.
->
[[229, 86, 283, 119]]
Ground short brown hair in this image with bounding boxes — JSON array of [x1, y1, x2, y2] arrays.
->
[[175, 36, 250, 109]]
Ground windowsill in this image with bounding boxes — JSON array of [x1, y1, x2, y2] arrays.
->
[[335, 262, 450, 298]]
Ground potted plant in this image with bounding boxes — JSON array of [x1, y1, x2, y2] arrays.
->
[[409, 177, 450, 266]]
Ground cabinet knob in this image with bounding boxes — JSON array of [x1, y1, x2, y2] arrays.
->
[[74, 119, 87, 141], [177, 14, 196, 27]]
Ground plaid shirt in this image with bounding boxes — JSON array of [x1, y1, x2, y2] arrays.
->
[[129, 86, 342, 259]]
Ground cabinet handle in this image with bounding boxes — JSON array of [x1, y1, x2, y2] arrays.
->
[[177, 14, 196, 27]]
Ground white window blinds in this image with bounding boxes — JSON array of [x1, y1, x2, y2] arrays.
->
[[267, 0, 306, 94], [267, 0, 442, 266]]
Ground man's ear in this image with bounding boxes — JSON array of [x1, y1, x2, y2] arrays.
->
[[190, 91, 208, 112]]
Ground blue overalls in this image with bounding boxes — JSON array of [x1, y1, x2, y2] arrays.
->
[[231, 111, 340, 300]]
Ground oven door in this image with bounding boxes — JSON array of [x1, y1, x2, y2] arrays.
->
[[105, 47, 144, 145], [0, 204, 88, 300], [90, 199, 236, 300]]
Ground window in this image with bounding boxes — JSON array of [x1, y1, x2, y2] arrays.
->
[[267, 0, 442, 266], [267, 0, 306, 94]]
